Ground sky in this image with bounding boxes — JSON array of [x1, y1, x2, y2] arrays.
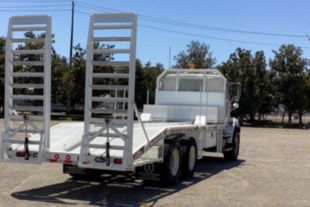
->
[[0, 0, 310, 68]]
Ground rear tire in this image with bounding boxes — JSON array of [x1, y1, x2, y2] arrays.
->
[[180, 139, 197, 179], [223, 130, 240, 161], [160, 140, 181, 185]]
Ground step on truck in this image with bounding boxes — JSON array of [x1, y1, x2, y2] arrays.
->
[[0, 13, 241, 185]]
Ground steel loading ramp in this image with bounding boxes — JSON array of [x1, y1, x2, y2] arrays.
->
[[78, 13, 138, 171], [0, 15, 52, 163]]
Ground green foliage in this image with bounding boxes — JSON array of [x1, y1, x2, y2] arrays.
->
[[270, 44, 309, 124], [135, 60, 164, 109], [174, 41, 216, 68], [0, 34, 309, 126], [0, 37, 5, 114], [71, 44, 86, 111], [219, 48, 276, 121]]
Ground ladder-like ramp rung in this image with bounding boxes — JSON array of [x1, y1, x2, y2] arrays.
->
[[13, 61, 44, 66], [79, 13, 136, 170], [11, 95, 44, 100], [92, 85, 128, 90], [88, 132, 121, 138], [93, 25, 132, 30], [12, 26, 47, 31], [12, 72, 44, 78], [10, 15, 50, 25], [98, 133, 123, 138], [10, 115, 44, 122], [13, 49, 44, 55], [90, 118, 127, 125], [93, 37, 131, 42], [2, 15, 51, 164], [91, 97, 128, 102], [9, 128, 41, 134], [11, 106, 43, 112], [11, 38, 44, 43], [9, 139, 41, 145], [93, 61, 129, 67], [87, 144, 124, 150], [91, 108, 127, 115], [12, 83, 44, 89], [92, 73, 129, 79], [93, 49, 130, 54], [93, 13, 135, 23]]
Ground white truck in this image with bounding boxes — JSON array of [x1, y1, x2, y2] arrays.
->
[[0, 13, 241, 185]]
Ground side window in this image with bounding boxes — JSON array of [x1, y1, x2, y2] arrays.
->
[[160, 77, 176, 91], [179, 79, 203, 91], [205, 78, 225, 92]]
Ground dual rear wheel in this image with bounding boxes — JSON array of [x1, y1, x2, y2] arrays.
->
[[159, 139, 197, 185]]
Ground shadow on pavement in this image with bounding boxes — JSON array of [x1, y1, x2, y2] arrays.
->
[[11, 156, 245, 206]]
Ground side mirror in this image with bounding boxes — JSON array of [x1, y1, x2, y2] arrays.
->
[[229, 82, 241, 103], [232, 102, 239, 109]]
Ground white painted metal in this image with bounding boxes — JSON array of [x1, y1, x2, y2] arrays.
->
[[0, 14, 237, 176], [0, 15, 51, 163], [11, 26, 47, 31], [133, 103, 149, 142], [188, 145, 196, 170], [170, 148, 180, 176], [155, 91, 225, 106], [143, 104, 225, 123], [10, 121, 193, 164], [79, 13, 137, 171]]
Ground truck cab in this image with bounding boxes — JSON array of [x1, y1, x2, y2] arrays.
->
[[142, 69, 237, 125]]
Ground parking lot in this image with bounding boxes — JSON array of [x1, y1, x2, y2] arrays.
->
[[0, 121, 309, 207]]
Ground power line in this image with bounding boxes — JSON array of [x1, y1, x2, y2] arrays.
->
[[76, 9, 91, 16], [75, 1, 119, 12], [140, 24, 310, 50], [0, 4, 70, 9], [0, 0, 69, 2], [74, 0, 308, 39], [139, 17, 307, 39], [0, 9, 70, 12], [73, 2, 310, 49], [69, 0, 75, 69], [1, 0, 308, 40], [1, 0, 308, 50], [75, 3, 111, 12]]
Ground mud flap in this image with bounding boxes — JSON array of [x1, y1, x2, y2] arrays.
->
[[135, 162, 163, 181]]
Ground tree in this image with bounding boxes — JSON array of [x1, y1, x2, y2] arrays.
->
[[253, 51, 276, 120], [219, 49, 276, 122], [174, 41, 216, 68], [0, 37, 5, 115], [135, 60, 164, 109], [270, 44, 309, 125], [51, 50, 68, 105], [219, 48, 258, 121], [71, 44, 86, 112]]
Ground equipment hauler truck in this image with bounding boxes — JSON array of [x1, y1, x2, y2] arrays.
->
[[0, 13, 241, 185]]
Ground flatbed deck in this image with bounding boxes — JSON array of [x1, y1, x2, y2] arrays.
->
[[11, 121, 202, 164]]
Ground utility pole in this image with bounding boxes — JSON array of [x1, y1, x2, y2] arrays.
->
[[168, 46, 171, 69], [146, 90, 149, 105], [69, 0, 75, 69]]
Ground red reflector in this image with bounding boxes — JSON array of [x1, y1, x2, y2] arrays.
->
[[113, 158, 123, 164], [54, 154, 59, 160], [16, 152, 26, 157], [64, 160, 72, 164], [65, 155, 71, 161], [49, 159, 57, 163]]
